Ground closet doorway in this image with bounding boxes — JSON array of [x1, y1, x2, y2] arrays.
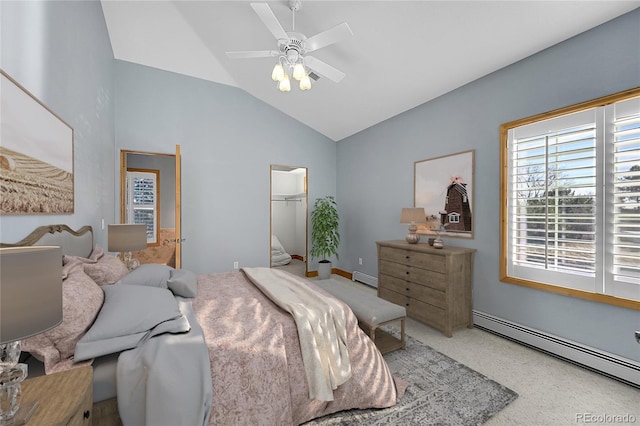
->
[[270, 165, 308, 277], [120, 146, 182, 268]]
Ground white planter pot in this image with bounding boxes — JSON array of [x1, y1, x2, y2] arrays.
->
[[317, 261, 332, 280]]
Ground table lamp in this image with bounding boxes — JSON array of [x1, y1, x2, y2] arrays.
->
[[108, 224, 147, 270], [0, 246, 63, 423], [400, 208, 427, 244]]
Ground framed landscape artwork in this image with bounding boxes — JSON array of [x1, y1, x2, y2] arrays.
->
[[414, 149, 474, 239], [0, 70, 74, 214]]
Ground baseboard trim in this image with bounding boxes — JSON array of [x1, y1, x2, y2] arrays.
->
[[306, 268, 352, 279], [473, 310, 640, 388]]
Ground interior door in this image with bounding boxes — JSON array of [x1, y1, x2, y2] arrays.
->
[[120, 145, 182, 268]]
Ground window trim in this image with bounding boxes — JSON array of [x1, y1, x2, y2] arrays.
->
[[500, 87, 640, 311]]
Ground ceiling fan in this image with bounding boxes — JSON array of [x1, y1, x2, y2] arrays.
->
[[226, 1, 353, 92]]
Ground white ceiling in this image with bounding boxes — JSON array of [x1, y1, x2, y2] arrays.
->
[[101, 1, 639, 141]]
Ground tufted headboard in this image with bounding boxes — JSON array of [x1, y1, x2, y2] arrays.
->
[[0, 224, 94, 258]]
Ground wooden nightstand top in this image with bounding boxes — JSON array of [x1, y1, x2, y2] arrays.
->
[[20, 365, 92, 426]]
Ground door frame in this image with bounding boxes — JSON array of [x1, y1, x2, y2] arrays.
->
[[119, 145, 182, 268]]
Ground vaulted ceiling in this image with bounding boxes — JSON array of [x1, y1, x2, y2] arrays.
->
[[101, 1, 639, 141]]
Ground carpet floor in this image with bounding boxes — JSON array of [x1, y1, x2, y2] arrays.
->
[[307, 334, 518, 425]]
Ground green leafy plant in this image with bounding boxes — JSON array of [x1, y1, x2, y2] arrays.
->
[[310, 195, 340, 262]]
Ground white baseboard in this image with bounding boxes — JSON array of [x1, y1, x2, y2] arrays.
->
[[473, 310, 640, 388], [352, 271, 378, 288]]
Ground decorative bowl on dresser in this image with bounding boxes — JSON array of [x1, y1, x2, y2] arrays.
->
[[376, 240, 476, 337]]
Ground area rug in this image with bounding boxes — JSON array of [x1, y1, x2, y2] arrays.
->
[[307, 334, 518, 425]]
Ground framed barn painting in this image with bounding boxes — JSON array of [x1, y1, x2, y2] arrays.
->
[[0, 70, 74, 214], [414, 149, 474, 239]]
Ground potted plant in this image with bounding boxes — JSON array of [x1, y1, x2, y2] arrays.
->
[[310, 195, 340, 279]]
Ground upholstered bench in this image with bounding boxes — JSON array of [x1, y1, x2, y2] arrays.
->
[[315, 279, 406, 354]]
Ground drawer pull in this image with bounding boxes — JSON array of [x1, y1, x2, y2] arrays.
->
[[406, 271, 409, 275], [406, 288, 409, 291], [84, 410, 90, 419], [405, 255, 410, 259]]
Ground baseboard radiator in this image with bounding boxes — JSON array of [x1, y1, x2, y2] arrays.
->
[[352, 271, 378, 288], [473, 310, 640, 388]]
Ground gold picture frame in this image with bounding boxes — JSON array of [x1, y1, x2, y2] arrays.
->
[[414, 149, 474, 239], [0, 70, 74, 214]]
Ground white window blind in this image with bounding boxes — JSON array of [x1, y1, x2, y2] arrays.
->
[[504, 95, 640, 303], [609, 98, 640, 299], [126, 171, 158, 244], [509, 110, 597, 292]]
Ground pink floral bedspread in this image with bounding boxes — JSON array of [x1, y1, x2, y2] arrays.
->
[[193, 271, 402, 425]]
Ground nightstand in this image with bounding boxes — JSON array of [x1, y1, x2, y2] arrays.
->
[[20, 365, 92, 426]]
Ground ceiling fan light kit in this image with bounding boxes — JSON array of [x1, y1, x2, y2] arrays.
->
[[227, 1, 353, 93]]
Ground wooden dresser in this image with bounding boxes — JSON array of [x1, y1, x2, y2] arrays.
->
[[376, 240, 476, 337]]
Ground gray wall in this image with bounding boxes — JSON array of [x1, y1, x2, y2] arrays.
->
[[0, 0, 115, 247], [336, 9, 640, 361], [114, 61, 336, 274]]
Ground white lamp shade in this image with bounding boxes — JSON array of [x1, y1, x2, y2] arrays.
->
[[0, 246, 63, 344], [279, 74, 291, 92], [108, 224, 147, 252], [400, 207, 427, 224]]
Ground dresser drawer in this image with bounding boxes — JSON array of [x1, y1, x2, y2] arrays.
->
[[379, 259, 446, 291], [379, 246, 446, 272], [379, 274, 447, 308], [407, 298, 446, 331]]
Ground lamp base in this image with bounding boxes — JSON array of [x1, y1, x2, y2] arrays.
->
[[0, 363, 28, 425], [406, 223, 420, 244], [4, 400, 38, 426], [405, 232, 420, 244], [121, 252, 140, 271]]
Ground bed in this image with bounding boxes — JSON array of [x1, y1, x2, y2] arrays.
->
[[1, 224, 404, 425]]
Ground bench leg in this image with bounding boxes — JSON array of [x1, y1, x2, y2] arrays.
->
[[400, 318, 406, 349]]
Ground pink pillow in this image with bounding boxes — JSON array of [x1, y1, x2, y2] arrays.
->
[[83, 252, 129, 285], [63, 245, 128, 285], [22, 260, 104, 374]]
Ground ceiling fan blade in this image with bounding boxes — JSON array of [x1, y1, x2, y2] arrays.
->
[[226, 50, 278, 59], [250, 3, 289, 41], [304, 22, 353, 52], [304, 56, 346, 83]]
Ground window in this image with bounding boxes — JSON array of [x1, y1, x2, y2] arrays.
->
[[126, 169, 159, 245], [500, 88, 640, 309]]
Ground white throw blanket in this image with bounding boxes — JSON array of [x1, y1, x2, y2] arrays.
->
[[242, 267, 352, 401]]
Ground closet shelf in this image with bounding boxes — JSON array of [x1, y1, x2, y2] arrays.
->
[[272, 192, 306, 200]]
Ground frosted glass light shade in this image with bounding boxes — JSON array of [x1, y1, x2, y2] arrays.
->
[[279, 74, 291, 92], [299, 74, 312, 90], [271, 63, 285, 82], [293, 63, 306, 81]]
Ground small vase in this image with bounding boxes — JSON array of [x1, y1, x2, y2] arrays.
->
[[433, 237, 444, 249]]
